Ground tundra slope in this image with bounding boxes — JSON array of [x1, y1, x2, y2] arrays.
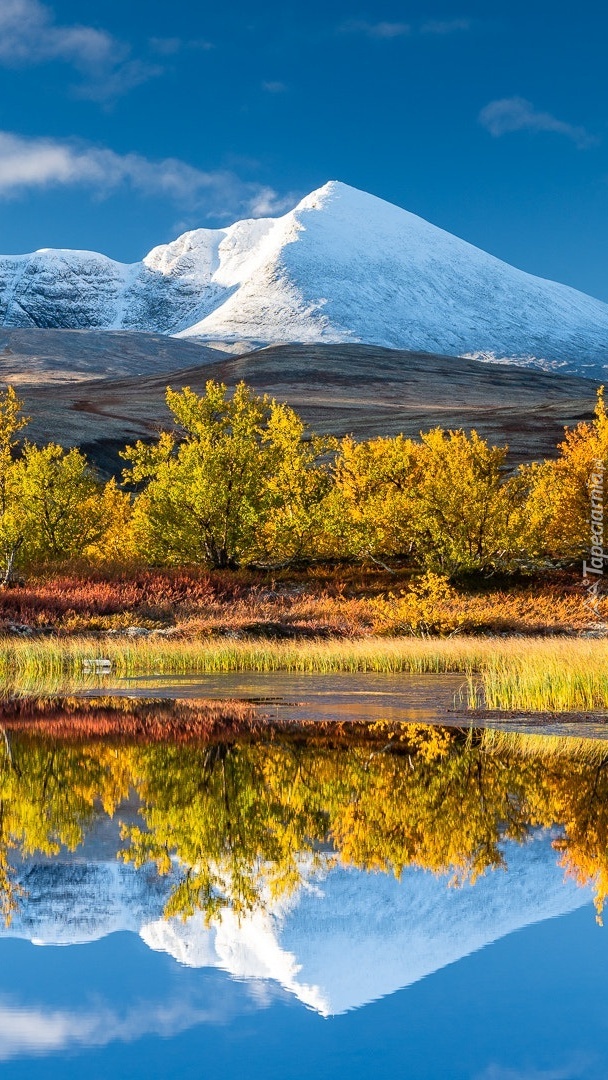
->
[[14, 342, 600, 473], [1, 182, 607, 378]]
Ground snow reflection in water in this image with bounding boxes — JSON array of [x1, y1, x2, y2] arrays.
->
[[0, 685, 606, 1071]]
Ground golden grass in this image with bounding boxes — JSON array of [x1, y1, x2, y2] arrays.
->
[[0, 633, 487, 679], [477, 638, 608, 712], [0, 634, 607, 713]]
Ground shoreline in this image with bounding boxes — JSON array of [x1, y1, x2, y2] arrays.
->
[[0, 633, 606, 712]]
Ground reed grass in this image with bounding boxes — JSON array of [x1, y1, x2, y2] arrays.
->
[[478, 638, 608, 712], [0, 633, 487, 684], [0, 634, 607, 712]]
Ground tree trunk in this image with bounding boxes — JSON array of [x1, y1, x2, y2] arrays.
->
[[1, 538, 23, 588]]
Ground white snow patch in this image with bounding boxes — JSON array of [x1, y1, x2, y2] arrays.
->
[[0, 181, 607, 374]]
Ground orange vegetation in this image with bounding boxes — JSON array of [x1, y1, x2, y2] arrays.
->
[[0, 565, 595, 638]]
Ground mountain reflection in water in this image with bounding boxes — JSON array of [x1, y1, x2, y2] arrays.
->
[[0, 694, 606, 1019]]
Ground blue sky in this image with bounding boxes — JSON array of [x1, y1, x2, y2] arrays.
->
[[1, 0, 606, 299], [2, 905, 608, 1079]]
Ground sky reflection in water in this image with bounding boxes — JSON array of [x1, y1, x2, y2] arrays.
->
[[0, 691, 607, 1078]]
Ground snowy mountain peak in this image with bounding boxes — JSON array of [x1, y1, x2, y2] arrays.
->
[[293, 178, 352, 208], [0, 182, 607, 377]]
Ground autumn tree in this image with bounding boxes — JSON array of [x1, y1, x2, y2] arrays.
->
[[405, 428, 524, 575], [322, 434, 418, 561], [326, 427, 524, 575], [17, 443, 104, 563], [79, 479, 136, 565], [123, 381, 332, 569], [0, 386, 29, 585], [521, 387, 608, 563], [0, 385, 134, 577]]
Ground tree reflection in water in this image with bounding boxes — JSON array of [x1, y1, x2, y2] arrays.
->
[[0, 695, 607, 925]]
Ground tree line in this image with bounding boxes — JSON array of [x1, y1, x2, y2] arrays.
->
[[0, 378, 604, 581]]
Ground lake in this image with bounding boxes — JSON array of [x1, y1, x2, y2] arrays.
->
[[0, 675, 607, 1079]]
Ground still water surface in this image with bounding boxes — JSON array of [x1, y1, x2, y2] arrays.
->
[[0, 676, 607, 1078]]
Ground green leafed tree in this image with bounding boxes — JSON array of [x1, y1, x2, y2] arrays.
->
[[123, 381, 333, 569], [0, 385, 132, 580], [16, 443, 104, 564]]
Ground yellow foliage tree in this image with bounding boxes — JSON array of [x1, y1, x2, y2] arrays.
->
[[124, 381, 333, 569], [521, 387, 608, 561], [0, 386, 29, 585], [326, 427, 523, 575]]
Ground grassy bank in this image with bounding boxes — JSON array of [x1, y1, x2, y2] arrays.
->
[[0, 634, 488, 679], [477, 640, 608, 711], [0, 634, 607, 712]]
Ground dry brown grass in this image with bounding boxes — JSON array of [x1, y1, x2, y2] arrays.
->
[[0, 566, 595, 639]]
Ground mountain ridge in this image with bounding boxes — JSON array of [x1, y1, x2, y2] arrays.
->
[[0, 182, 607, 378], [10, 341, 599, 475]]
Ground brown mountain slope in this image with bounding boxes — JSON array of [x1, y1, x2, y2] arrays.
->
[[0, 327, 224, 383], [8, 341, 599, 474]]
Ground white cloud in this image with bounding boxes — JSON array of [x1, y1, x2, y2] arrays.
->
[[339, 19, 411, 39], [0, 130, 297, 221], [0, 0, 117, 66], [339, 16, 473, 39], [0, 0, 161, 101], [479, 97, 598, 149], [475, 1061, 590, 1080], [0, 132, 202, 198], [246, 186, 296, 216], [0, 994, 245, 1061]]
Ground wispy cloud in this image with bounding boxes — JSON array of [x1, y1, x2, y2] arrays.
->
[[0, 131, 297, 220], [339, 19, 411, 39], [246, 186, 295, 215], [0, 0, 161, 101], [479, 97, 599, 149], [262, 80, 288, 93], [0, 0, 116, 66], [339, 16, 472, 39], [421, 18, 471, 34], [0, 990, 253, 1062], [475, 1059, 591, 1080], [148, 37, 214, 56], [0, 132, 211, 201], [76, 60, 163, 104], [148, 37, 183, 56]]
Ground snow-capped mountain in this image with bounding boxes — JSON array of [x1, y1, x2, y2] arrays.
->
[[1, 182, 607, 377], [4, 836, 589, 1016]]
